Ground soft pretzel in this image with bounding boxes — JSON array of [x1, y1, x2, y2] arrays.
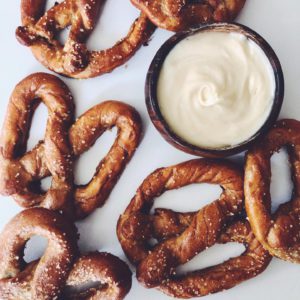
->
[[0, 73, 75, 216], [16, 0, 155, 79], [0, 207, 78, 299], [63, 252, 132, 300], [68, 100, 142, 218], [245, 119, 300, 263], [153, 213, 271, 298], [130, 0, 246, 31], [117, 159, 271, 297], [0, 73, 142, 219], [25, 100, 142, 219], [0, 208, 132, 300]]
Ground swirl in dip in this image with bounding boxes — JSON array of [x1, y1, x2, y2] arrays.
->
[[157, 31, 276, 149]]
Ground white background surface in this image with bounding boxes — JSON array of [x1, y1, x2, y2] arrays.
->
[[0, 1, 300, 299]]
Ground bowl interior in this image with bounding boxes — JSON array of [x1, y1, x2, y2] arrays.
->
[[146, 22, 284, 157]]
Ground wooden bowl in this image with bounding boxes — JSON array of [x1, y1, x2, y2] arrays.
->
[[145, 22, 284, 158]]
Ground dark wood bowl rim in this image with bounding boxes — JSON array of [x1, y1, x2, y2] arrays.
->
[[146, 22, 284, 158]]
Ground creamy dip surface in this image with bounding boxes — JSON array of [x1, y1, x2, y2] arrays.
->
[[157, 31, 276, 149]]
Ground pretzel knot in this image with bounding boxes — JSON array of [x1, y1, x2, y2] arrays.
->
[[0, 73, 75, 215], [117, 159, 271, 298], [0, 73, 142, 220], [16, 0, 155, 79], [0, 208, 132, 300], [130, 0, 246, 31], [245, 119, 300, 263]]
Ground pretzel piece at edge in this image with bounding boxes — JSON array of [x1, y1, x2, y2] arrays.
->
[[130, 0, 246, 31], [0, 73, 142, 220], [0, 72, 75, 216], [245, 119, 300, 263], [16, 0, 156, 79], [0, 208, 132, 300]]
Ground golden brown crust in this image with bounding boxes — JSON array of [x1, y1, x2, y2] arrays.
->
[[245, 119, 300, 263], [63, 252, 132, 300], [16, 0, 155, 79], [0, 208, 78, 300], [0, 208, 132, 300], [0, 73, 75, 216], [0, 74, 142, 220], [117, 159, 271, 297], [130, 0, 246, 31], [69, 100, 142, 218], [156, 218, 271, 298]]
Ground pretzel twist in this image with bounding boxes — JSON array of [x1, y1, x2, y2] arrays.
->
[[28, 100, 142, 219], [16, 0, 155, 79], [117, 159, 271, 298], [0, 73, 142, 219], [0, 208, 132, 300], [0, 207, 78, 299], [152, 212, 271, 298], [245, 119, 300, 263], [0, 73, 75, 215], [130, 0, 246, 31]]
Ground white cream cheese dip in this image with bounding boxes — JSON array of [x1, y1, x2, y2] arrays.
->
[[157, 31, 276, 149]]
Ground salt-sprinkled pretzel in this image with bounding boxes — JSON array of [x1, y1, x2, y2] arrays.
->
[[0, 208, 132, 300], [28, 100, 142, 219], [130, 0, 246, 31], [63, 252, 132, 300], [117, 159, 270, 297], [68, 100, 142, 219], [0, 72, 75, 216], [0, 73, 142, 219], [152, 211, 271, 298], [245, 119, 300, 263], [16, 0, 155, 79], [0, 207, 78, 299]]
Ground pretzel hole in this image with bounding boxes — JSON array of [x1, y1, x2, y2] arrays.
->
[[41, 177, 52, 192], [86, 1, 139, 50], [270, 147, 293, 213], [176, 242, 245, 275], [25, 178, 51, 195], [26, 103, 47, 152], [64, 281, 106, 298], [74, 128, 117, 185], [148, 238, 159, 247], [45, 0, 59, 11], [187, 0, 206, 4], [151, 183, 222, 213], [43, 1, 73, 46], [55, 26, 71, 46], [23, 235, 48, 263], [24, 103, 58, 193]]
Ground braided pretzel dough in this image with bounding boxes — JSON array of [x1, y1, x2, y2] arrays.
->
[[16, 0, 155, 79], [0, 208, 132, 300], [0, 73, 75, 215], [245, 119, 300, 263], [153, 212, 271, 298], [130, 0, 246, 31], [0, 73, 142, 219], [25, 100, 142, 219], [117, 159, 271, 297]]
